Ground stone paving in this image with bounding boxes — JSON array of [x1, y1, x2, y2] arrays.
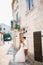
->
[[0, 44, 31, 65], [9, 61, 31, 65], [8, 47, 31, 65]]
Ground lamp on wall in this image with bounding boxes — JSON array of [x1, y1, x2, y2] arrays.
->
[[22, 27, 27, 33]]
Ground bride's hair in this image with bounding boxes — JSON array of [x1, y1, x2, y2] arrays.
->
[[23, 37, 26, 39]]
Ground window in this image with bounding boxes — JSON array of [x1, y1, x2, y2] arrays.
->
[[26, 0, 33, 12], [0, 27, 2, 31], [11, 21, 13, 29], [16, 12, 18, 21], [3, 28, 5, 30]]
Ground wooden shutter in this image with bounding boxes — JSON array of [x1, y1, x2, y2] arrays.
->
[[33, 31, 42, 62]]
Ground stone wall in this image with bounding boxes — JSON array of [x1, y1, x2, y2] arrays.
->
[[19, 0, 43, 60], [0, 33, 4, 46], [13, 0, 43, 60]]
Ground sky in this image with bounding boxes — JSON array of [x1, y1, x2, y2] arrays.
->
[[0, 0, 12, 26]]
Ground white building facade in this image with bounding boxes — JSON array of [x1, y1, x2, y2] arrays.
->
[[0, 23, 11, 33], [12, 0, 43, 63]]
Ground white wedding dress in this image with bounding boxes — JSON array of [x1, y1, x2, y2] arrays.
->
[[14, 44, 25, 62]]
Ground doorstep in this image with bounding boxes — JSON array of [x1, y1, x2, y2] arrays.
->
[[34, 61, 43, 65]]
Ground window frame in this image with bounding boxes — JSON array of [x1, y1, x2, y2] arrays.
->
[[26, 0, 33, 12]]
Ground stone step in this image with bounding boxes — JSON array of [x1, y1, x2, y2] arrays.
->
[[9, 61, 31, 65]]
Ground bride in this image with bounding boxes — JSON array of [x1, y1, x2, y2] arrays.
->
[[14, 40, 25, 62]]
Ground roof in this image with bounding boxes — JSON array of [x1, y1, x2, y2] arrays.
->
[[0, 32, 4, 34]]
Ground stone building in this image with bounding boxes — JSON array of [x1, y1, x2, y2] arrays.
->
[[0, 32, 4, 45], [11, 0, 43, 64]]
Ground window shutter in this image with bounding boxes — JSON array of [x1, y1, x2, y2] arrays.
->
[[26, 0, 33, 12], [26, 0, 30, 11], [30, 0, 33, 9]]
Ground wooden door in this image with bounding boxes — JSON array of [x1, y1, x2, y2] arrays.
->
[[33, 31, 42, 62]]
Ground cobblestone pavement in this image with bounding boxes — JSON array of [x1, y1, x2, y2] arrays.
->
[[0, 44, 31, 65], [8, 47, 31, 65]]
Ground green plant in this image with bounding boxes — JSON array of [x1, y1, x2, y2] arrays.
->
[[15, 24, 20, 30], [3, 33, 11, 41]]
